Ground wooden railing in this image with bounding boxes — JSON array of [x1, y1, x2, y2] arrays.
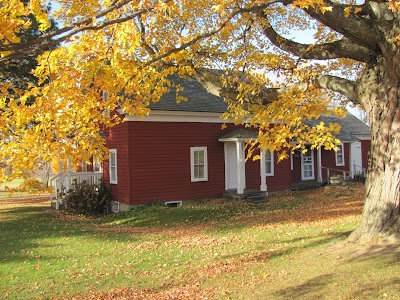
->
[[352, 163, 367, 178], [50, 172, 102, 210], [321, 167, 351, 182], [320, 164, 367, 184]]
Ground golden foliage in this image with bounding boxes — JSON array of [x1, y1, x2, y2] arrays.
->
[[0, 0, 366, 180]]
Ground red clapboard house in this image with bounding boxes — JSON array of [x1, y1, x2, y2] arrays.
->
[[101, 76, 370, 211]]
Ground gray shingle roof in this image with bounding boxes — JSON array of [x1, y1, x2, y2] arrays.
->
[[306, 112, 370, 141], [148, 76, 228, 113], [149, 76, 370, 140]]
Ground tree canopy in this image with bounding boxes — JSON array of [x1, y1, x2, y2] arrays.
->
[[1, 0, 399, 243]]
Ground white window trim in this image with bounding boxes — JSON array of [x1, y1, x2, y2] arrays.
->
[[109, 149, 118, 184], [265, 150, 274, 177], [335, 143, 345, 166], [190, 146, 208, 182]]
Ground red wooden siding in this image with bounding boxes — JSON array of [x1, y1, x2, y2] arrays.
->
[[361, 140, 370, 170], [104, 122, 131, 204], [246, 152, 291, 192], [128, 122, 226, 204], [291, 151, 302, 184], [320, 143, 350, 180], [104, 120, 368, 205], [105, 121, 293, 205]]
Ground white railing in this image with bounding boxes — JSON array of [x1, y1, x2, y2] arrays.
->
[[352, 163, 367, 178], [320, 165, 367, 185], [50, 172, 102, 210], [320, 167, 351, 183]]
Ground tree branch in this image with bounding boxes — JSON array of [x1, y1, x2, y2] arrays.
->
[[289, 0, 379, 51], [258, 13, 374, 63], [193, 69, 358, 106], [0, 0, 172, 63]]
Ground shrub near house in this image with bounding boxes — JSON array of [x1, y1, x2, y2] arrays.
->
[[65, 180, 112, 215]]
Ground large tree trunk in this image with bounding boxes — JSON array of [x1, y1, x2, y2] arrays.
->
[[348, 55, 400, 243]]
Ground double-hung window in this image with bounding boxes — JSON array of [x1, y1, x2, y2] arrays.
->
[[265, 150, 274, 176], [109, 149, 118, 184], [335, 143, 345, 166], [190, 147, 208, 182]]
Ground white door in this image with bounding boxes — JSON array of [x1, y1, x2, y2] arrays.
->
[[301, 150, 315, 180], [225, 142, 238, 190], [350, 142, 363, 177]]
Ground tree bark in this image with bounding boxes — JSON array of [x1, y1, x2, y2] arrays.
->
[[348, 55, 400, 243]]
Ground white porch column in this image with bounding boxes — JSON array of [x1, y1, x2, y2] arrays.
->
[[236, 141, 245, 194], [56, 157, 63, 210], [260, 150, 267, 192], [317, 148, 322, 183], [58, 159, 63, 174], [66, 157, 72, 191]]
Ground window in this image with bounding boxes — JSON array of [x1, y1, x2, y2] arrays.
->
[[265, 150, 274, 176], [109, 149, 118, 184], [190, 147, 208, 182], [336, 143, 345, 166], [301, 150, 315, 180]]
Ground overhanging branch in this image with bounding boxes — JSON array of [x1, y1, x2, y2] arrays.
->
[[193, 70, 358, 106], [258, 13, 374, 63], [0, 0, 172, 63]]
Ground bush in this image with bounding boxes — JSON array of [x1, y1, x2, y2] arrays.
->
[[65, 180, 112, 215]]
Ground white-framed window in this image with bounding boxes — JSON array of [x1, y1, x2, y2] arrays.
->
[[301, 150, 315, 180], [109, 149, 118, 184], [265, 150, 274, 176], [190, 147, 208, 182], [336, 143, 345, 166]]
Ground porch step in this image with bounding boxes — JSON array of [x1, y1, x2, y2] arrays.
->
[[246, 192, 268, 204], [223, 190, 267, 204]]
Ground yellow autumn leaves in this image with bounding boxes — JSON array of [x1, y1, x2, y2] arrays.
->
[[0, 0, 362, 181], [0, 0, 49, 53]]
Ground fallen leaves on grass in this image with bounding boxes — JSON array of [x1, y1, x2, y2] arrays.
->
[[0, 195, 50, 207], [59, 282, 218, 300]]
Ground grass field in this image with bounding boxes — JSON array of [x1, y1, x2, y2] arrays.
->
[[0, 184, 399, 299]]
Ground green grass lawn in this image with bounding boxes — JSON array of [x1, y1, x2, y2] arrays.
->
[[0, 179, 25, 199], [0, 185, 399, 299]]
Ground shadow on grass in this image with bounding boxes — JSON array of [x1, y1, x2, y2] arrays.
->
[[220, 230, 352, 264], [0, 205, 141, 265], [276, 273, 334, 299], [275, 272, 400, 300]]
